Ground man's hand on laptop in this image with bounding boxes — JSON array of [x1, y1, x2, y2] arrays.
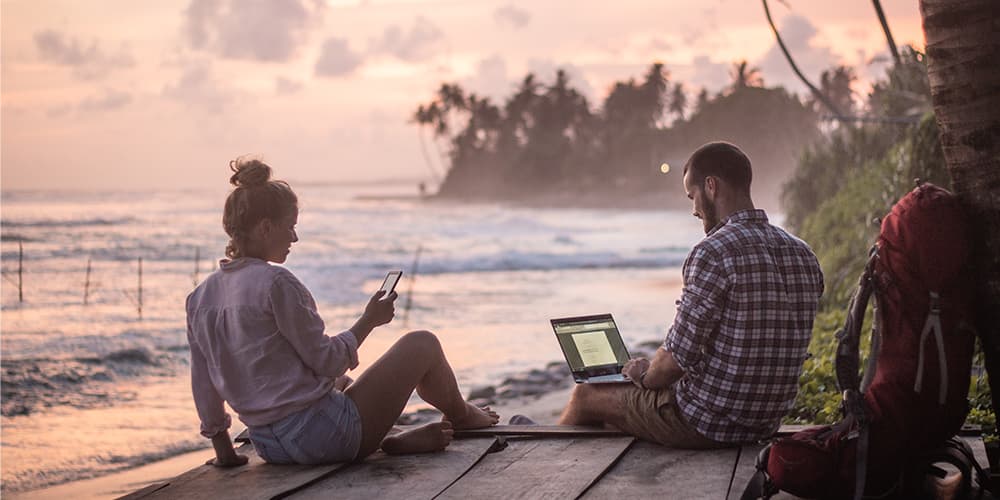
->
[[623, 358, 651, 389]]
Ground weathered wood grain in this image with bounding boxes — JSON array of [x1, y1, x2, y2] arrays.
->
[[454, 425, 626, 438], [436, 436, 635, 499], [117, 443, 348, 500], [285, 437, 498, 500], [961, 435, 991, 473], [581, 441, 738, 499], [728, 444, 808, 500]]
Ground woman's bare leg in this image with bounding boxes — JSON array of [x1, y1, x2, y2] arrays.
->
[[345, 330, 498, 459], [380, 421, 454, 455]]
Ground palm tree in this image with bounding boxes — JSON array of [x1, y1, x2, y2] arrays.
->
[[695, 87, 710, 114], [729, 60, 763, 91], [816, 65, 856, 118], [920, 0, 1000, 429], [669, 82, 687, 121], [640, 62, 668, 127]]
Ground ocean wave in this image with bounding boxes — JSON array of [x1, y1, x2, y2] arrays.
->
[[414, 250, 688, 275], [1, 217, 138, 229], [2, 439, 208, 493], [1, 347, 181, 417], [1, 232, 39, 242]]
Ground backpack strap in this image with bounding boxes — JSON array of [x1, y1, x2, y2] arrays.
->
[[739, 444, 778, 500], [835, 249, 880, 500], [919, 436, 991, 499], [914, 291, 948, 404], [836, 249, 879, 395]]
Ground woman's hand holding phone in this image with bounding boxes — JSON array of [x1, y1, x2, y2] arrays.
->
[[364, 289, 396, 327], [351, 272, 401, 344]]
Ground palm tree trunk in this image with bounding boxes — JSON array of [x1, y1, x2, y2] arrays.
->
[[920, 0, 1000, 430]]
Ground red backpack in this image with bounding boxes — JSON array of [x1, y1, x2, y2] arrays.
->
[[742, 183, 980, 499]]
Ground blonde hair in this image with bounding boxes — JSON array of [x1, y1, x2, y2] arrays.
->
[[222, 157, 298, 258]]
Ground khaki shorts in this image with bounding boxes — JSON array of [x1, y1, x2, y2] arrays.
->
[[616, 384, 728, 449]]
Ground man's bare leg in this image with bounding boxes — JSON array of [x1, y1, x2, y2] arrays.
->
[[558, 383, 628, 427], [346, 330, 499, 459]]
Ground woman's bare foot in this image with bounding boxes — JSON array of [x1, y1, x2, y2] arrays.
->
[[380, 421, 454, 455], [445, 403, 500, 430]]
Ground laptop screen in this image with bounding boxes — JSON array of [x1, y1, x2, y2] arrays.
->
[[552, 314, 630, 376]]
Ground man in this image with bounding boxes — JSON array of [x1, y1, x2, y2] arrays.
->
[[558, 141, 824, 448]]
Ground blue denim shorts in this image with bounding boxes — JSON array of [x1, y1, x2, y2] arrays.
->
[[248, 391, 363, 465]]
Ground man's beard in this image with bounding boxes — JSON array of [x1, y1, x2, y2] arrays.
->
[[701, 192, 719, 234]]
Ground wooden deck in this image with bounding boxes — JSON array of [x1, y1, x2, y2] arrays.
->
[[120, 426, 991, 500]]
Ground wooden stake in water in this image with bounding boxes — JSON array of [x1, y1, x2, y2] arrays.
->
[[192, 247, 200, 287], [83, 257, 92, 305], [402, 244, 422, 327], [137, 257, 143, 319], [18, 240, 24, 303]]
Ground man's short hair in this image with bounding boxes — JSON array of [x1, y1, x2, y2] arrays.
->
[[683, 142, 752, 194]]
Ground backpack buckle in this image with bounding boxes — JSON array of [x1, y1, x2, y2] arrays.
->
[[929, 291, 941, 315]]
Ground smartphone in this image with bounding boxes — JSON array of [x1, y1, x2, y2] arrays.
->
[[378, 270, 403, 300]]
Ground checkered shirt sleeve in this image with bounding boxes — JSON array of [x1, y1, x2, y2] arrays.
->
[[665, 245, 729, 372]]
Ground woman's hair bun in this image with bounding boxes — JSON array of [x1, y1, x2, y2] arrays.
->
[[229, 157, 272, 188]]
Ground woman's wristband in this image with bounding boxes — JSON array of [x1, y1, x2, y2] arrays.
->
[[637, 371, 648, 390]]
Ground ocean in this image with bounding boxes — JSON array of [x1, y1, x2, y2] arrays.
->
[[0, 183, 706, 493]]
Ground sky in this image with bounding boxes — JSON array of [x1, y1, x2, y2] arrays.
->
[[1, 0, 927, 191]]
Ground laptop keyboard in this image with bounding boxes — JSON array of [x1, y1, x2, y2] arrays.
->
[[588, 374, 628, 382]]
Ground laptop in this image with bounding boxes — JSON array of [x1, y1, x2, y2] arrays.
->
[[551, 313, 632, 384]]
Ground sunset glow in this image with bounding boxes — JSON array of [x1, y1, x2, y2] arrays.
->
[[2, 1, 925, 190]]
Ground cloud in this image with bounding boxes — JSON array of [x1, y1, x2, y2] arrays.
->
[[688, 54, 730, 91], [162, 60, 236, 113], [461, 55, 511, 102], [275, 77, 304, 95], [755, 15, 841, 94], [647, 37, 672, 53], [182, 0, 324, 62], [315, 38, 363, 77], [681, 8, 719, 47], [369, 16, 444, 62], [33, 30, 135, 79], [79, 89, 133, 112], [494, 5, 531, 29], [46, 105, 73, 118]]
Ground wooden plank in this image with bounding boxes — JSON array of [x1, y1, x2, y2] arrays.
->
[[728, 444, 805, 500], [120, 443, 349, 500], [582, 441, 738, 499], [455, 423, 821, 439], [960, 435, 991, 473], [117, 482, 169, 499], [286, 437, 498, 500], [454, 425, 626, 438], [437, 436, 635, 499]]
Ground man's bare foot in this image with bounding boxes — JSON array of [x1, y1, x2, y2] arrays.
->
[[380, 421, 454, 455], [445, 403, 500, 430]]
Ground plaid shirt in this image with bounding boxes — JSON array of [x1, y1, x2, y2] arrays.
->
[[665, 209, 823, 442]]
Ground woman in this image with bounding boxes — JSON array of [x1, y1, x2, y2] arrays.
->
[[186, 157, 498, 467]]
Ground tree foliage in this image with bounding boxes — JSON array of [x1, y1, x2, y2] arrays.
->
[[414, 62, 819, 209]]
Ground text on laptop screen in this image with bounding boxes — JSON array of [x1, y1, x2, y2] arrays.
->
[[554, 318, 629, 372]]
